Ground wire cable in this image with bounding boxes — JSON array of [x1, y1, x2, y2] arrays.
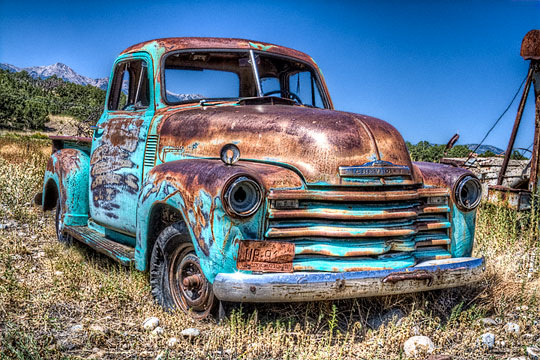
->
[[462, 73, 529, 166]]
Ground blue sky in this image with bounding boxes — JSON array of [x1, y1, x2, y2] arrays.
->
[[1, 0, 539, 150]]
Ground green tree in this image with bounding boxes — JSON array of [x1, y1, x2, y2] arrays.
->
[[406, 141, 471, 163], [0, 69, 106, 130]]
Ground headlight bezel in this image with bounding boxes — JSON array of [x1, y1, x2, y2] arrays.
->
[[223, 175, 263, 217], [454, 175, 482, 211]]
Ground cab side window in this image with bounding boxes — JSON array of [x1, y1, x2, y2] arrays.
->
[[108, 59, 150, 111]]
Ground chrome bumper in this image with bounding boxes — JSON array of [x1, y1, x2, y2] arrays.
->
[[213, 257, 485, 302]]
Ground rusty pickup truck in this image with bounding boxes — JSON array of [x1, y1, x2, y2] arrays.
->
[[39, 38, 485, 318]]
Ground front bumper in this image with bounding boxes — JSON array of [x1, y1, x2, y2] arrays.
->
[[213, 257, 485, 302]]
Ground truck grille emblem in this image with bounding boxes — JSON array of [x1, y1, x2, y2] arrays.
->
[[339, 161, 410, 177]]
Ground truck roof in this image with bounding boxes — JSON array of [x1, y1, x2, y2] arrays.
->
[[120, 37, 317, 67]]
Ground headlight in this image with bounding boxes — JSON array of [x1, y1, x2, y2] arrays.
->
[[223, 176, 263, 217], [454, 175, 482, 211]]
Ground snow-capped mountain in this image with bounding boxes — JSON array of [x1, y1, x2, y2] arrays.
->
[[0, 62, 108, 90], [166, 91, 204, 103], [465, 144, 505, 155]]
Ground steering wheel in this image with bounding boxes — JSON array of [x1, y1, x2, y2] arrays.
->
[[263, 90, 303, 104]]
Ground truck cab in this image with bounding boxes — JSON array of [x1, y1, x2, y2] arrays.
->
[[40, 37, 485, 318]]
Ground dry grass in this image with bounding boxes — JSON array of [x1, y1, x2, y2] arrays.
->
[[0, 134, 539, 359]]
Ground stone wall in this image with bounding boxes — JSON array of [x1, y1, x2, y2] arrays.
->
[[441, 157, 530, 197]]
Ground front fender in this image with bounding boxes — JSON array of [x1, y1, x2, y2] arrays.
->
[[136, 159, 303, 281], [43, 149, 90, 227], [414, 161, 479, 257]]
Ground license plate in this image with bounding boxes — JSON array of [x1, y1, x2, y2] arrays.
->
[[237, 240, 295, 272]]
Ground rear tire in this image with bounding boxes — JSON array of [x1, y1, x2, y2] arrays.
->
[[54, 199, 71, 245], [150, 222, 217, 319]]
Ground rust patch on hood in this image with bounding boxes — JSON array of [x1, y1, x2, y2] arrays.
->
[[156, 105, 417, 185]]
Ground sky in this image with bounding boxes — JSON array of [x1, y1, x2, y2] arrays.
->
[[1, 0, 539, 150]]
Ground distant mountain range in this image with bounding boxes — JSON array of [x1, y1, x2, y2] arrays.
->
[[0, 62, 109, 90], [465, 144, 505, 155], [0, 62, 202, 102]]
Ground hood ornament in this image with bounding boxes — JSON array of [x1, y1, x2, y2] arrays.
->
[[339, 160, 410, 177], [220, 143, 240, 165]]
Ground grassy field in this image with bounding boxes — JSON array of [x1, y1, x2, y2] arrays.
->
[[0, 135, 539, 359]]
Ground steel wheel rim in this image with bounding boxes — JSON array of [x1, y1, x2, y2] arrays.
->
[[168, 243, 213, 317]]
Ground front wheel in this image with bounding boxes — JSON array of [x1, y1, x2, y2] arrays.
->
[[149, 223, 216, 319]]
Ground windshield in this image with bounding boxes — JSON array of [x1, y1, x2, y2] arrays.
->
[[162, 50, 327, 108]]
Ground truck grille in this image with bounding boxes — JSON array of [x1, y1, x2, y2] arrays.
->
[[266, 187, 451, 272]]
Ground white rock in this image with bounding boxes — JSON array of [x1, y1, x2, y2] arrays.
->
[[504, 322, 521, 334], [181, 327, 200, 338], [155, 352, 166, 360], [403, 336, 435, 357], [54, 271, 63, 276], [167, 337, 179, 347], [527, 346, 540, 360], [69, 324, 84, 333], [142, 317, 160, 331], [88, 350, 106, 359], [151, 326, 164, 336], [89, 324, 106, 334], [480, 317, 498, 326], [507, 357, 527, 360], [480, 333, 495, 349]]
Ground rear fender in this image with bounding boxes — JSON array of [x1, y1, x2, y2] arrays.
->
[[43, 149, 90, 227], [136, 159, 303, 282]]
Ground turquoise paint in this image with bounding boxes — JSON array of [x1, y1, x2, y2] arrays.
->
[[294, 253, 416, 272], [136, 160, 269, 282], [87, 220, 136, 247], [90, 51, 155, 235], [42, 149, 90, 229], [248, 42, 275, 51], [295, 240, 391, 256], [450, 205, 476, 257], [413, 248, 451, 261]]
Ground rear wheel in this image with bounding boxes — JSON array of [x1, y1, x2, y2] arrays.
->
[[150, 223, 216, 318], [54, 199, 71, 245]]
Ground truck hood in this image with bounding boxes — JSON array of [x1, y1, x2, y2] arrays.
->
[[157, 105, 420, 186]]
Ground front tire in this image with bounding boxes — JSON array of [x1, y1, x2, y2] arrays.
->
[[150, 223, 216, 319]]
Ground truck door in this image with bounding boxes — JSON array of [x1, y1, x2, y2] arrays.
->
[[89, 54, 154, 235]]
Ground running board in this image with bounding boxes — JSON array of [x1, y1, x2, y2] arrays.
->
[[64, 225, 135, 266]]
